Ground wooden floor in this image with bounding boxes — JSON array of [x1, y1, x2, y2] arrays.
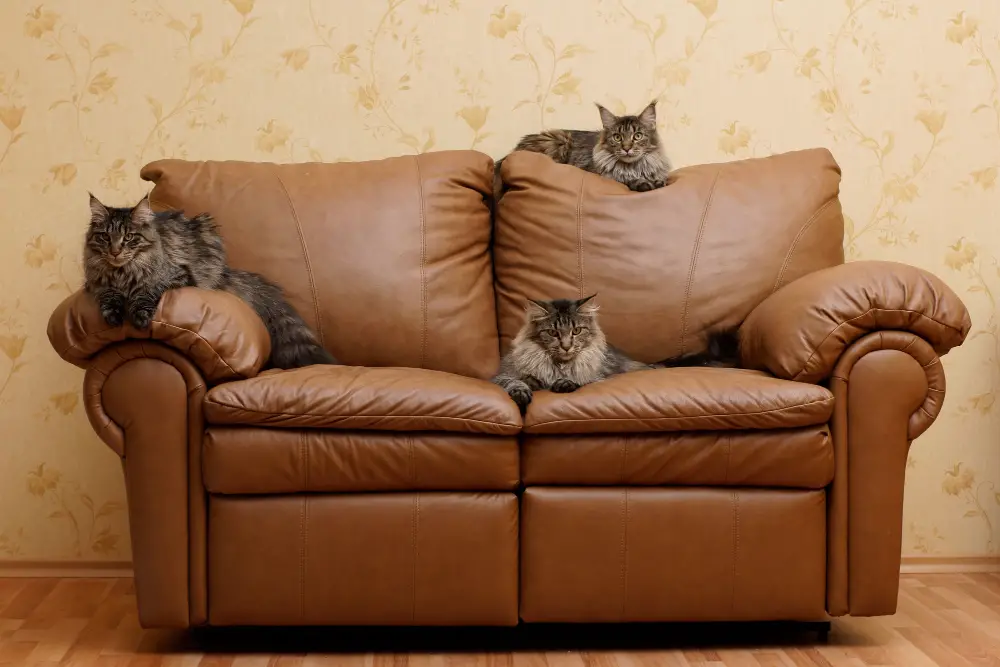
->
[[0, 574, 998, 666]]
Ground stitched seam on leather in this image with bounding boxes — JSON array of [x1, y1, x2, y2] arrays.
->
[[271, 165, 325, 347], [299, 496, 307, 622], [724, 433, 732, 484], [678, 168, 722, 355], [771, 198, 837, 293], [415, 155, 428, 368], [411, 493, 420, 623], [151, 322, 234, 375], [576, 171, 587, 299], [202, 400, 521, 429], [302, 432, 310, 492], [622, 433, 628, 484], [620, 489, 629, 621], [791, 308, 967, 381], [61, 320, 241, 378], [298, 431, 305, 490], [731, 491, 740, 616], [528, 397, 834, 428], [408, 434, 416, 485]]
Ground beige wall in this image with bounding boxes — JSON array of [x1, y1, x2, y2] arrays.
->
[[0, 0, 996, 562]]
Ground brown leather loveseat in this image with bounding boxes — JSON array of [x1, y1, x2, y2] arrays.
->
[[48, 148, 970, 628]]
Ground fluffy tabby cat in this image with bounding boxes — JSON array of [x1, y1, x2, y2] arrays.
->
[[84, 194, 336, 369], [492, 296, 738, 411], [494, 100, 671, 201]]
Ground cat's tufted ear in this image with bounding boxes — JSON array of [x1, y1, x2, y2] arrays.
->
[[596, 103, 617, 130], [130, 193, 155, 226], [88, 193, 108, 224], [575, 294, 599, 314], [525, 298, 552, 320], [638, 100, 657, 126]]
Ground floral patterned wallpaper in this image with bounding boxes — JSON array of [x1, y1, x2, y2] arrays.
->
[[0, 0, 996, 562]]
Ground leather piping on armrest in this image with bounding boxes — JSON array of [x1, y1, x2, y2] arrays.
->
[[830, 330, 944, 440], [83, 341, 207, 456], [792, 307, 963, 384]]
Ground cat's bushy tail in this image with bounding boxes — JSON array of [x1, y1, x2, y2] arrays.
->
[[221, 268, 337, 369], [494, 131, 575, 205], [654, 328, 741, 368]]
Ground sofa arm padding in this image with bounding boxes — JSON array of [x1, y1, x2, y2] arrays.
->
[[48, 287, 271, 384], [91, 342, 208, 627], [740, 261, 970, 384]]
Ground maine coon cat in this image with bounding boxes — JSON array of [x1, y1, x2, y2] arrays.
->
[[84, 194, 336, 369], [491, 296, 738, 411], [494, 100, 671, 201]]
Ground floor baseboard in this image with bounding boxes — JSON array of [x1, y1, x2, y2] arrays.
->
[[0, 556, 995, 578], [899, 555, 1000, 574]]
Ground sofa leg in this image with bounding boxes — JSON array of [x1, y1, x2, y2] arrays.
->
[[808, 620, 832, 641]]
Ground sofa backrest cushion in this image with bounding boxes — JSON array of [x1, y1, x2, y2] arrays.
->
[[141, 151, 499, 379], [493, 148, 844, 361]]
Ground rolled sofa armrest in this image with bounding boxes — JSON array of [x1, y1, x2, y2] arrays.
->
[[740, 260, 971, 384], [47, 287, 271, 384]]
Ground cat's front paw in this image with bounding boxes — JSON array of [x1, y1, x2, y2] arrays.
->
[[632, 180, 654, 192], [100, 304, 124, 327], [507, 383, 533, 413], [129, 307, 155, 330], [551, 378, 580, 393]]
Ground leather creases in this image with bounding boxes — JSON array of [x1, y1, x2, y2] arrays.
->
[[44, 149, 975, 628], [741, 260, 970, 385], [141, 152, 500, 379], [50, 287, 270, 384], [203, 364, 522, 434]]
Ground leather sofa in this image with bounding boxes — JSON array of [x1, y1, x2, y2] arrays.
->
[[47, 148, 970, 628]]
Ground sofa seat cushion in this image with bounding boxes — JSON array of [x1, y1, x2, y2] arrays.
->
[[523, 368, 833, 435], [204, 428, 519, 493], [522, 427, 833, 489], [204, 366, 522, 435]]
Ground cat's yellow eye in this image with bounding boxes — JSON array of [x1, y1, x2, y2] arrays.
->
[[634, 132, 644, 140], [124, 233, 134, 241], [572, 327, 583, 334], [543, 329, 557, 337], [612, 133, 621, 142]]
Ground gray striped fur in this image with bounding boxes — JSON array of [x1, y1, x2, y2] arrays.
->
[[83, 195, 336, 369]]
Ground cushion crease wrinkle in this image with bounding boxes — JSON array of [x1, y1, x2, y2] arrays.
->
[[414, 156, 428, 369], [772, 197, 838, 293], [271, 165, 325, 346], [678, 168, 722, 355]]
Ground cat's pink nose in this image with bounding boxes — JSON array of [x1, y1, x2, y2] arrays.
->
[[109, 248, 121, 257]]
